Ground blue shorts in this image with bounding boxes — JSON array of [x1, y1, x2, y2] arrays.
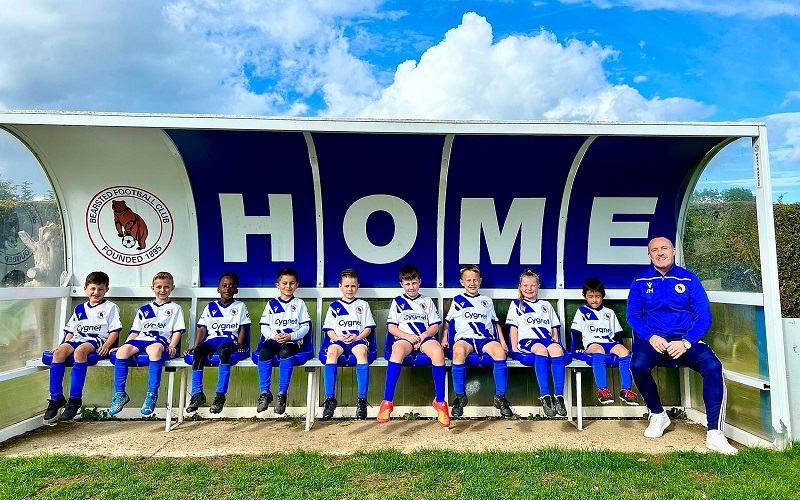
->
[[585, 341, 621, 353], [124, 338, 168, 352], [327, 338, 369, 355], [395, 335, 437, 350], [202, 337, 236, 351], [518, 337, 556, 352], [458, 337, 499, 354], [63, 339, 100, 350]]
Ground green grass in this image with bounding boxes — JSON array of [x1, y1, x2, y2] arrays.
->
[[1, 447, 799, 499]]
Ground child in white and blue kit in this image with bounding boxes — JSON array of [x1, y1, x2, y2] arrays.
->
[[256, 267, 311, 415], [109, 271, 186, 417]]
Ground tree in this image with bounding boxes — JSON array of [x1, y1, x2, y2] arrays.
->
[[693, 188, 722, 203], [722, 187, 755, 202], [0, 175, 15, 201], [17, 181, 35, 201]]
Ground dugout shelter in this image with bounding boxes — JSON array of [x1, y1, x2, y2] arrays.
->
[[0, 111, 789, 449]]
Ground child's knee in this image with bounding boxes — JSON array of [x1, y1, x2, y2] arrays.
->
[[147, 344, 165, 359]]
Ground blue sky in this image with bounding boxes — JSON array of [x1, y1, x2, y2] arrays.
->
[[0, 0, 798, 200]]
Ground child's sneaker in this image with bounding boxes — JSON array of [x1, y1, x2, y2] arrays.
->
[[275, 393, 287, 415], [60, 397, 82, 421], [257, 391, 273, 412], [706, 430, 738, 455], [43, 395, 66, 425], [619, 388, 640, 406], [356, 398, 369, 420], [554, 395, 568, 417], [598, 388, 614, 405], [141, 392, 158, 416], [644, 411, 671, 438], [451, 393, 468, 418], [539, 394, 556, 418], [377, 400, 394, 422], [493, 394, 514, 418], [108, 392, 130, 417], [186, 392, 206, 413], [209, 392, 226, 414], [322, 397, 337, 420]]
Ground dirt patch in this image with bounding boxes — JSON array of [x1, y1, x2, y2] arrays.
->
[[0, 416, 721, 458]]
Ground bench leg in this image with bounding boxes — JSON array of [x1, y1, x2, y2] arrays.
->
[[177, 368, 186, 425], [576, 370, 583, 431], [305, 367, 319, 431], [164, 370, 175, 433]]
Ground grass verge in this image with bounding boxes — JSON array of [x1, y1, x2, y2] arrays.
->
[[1, 446, 799, 499]]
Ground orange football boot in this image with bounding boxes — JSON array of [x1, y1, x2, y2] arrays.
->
[[377, 400, 394, 423], [432, 400, 450, 429]]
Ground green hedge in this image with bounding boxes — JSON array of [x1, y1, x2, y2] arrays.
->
[[684, 201, 800, 318], [774, 203, 800, 317]]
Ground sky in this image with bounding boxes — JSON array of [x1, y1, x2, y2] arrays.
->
[[0, 0, 798, 201]]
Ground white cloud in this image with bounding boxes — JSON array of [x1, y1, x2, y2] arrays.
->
[[557, 0, 800, 18], [340, 13, 713, 121], [782, 91, 800, 107], [0, 0, 388, 115], [762, 112, 800, 165], [633, 75, 648, 83]]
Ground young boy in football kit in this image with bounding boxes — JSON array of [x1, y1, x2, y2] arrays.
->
[[571, 278, 639, 406], [43, 271, 122, 424], [377, 264, 449, 428], [185, 272, 251, 414], [256, 267, 312, 415], [108, 271, 186, 417], [442, 264, 513, 418], [321, 268, 376, 420]]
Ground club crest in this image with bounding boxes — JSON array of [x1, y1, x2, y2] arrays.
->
[[86, 186, 174, 266]]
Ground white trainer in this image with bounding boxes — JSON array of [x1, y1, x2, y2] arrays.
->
[[644, 411, 671, 438], [706, 430, 738, 455]]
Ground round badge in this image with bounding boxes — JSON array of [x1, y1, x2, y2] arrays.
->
[[0, 203, 41, 266], [86, 186, 174, 266], [675, 283, 686, 293]]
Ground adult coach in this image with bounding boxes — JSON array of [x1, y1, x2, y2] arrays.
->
[[627, 235, 738, 455]]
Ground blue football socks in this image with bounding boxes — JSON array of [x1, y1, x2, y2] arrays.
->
[[147, 359, 164, 392], [216, 363, 231, 394], [432, 364, 446, 402], [493, 359, 508, 396], [619, 355, 632, 390], [49, 361, 66, 399], [278, 358, 293, 394], [592, 352, 608, 389], [191, 369, 203, 395], [552, 355, 566, 396], [356, 363, 370, 399], [384, 361, 402, 401], [257, 360, 272, 393], [452, 363, 466, 395], [324, 363, 337, 399], [113, 359, 129, 393], [534, 354, 551, 395], [69, 361, 88, 399]]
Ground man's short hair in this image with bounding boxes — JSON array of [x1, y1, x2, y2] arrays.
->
[[582, 277, 605, 297], [276, 267, 299, 282], [459, 264, 480, 278], [648, 234, 674, 247], [85, 271, 110, 287], [340, 268, 359, 283], [399, 264, 420, 282], [219, 272, 239, 287], [152, 271, 174, 285]]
